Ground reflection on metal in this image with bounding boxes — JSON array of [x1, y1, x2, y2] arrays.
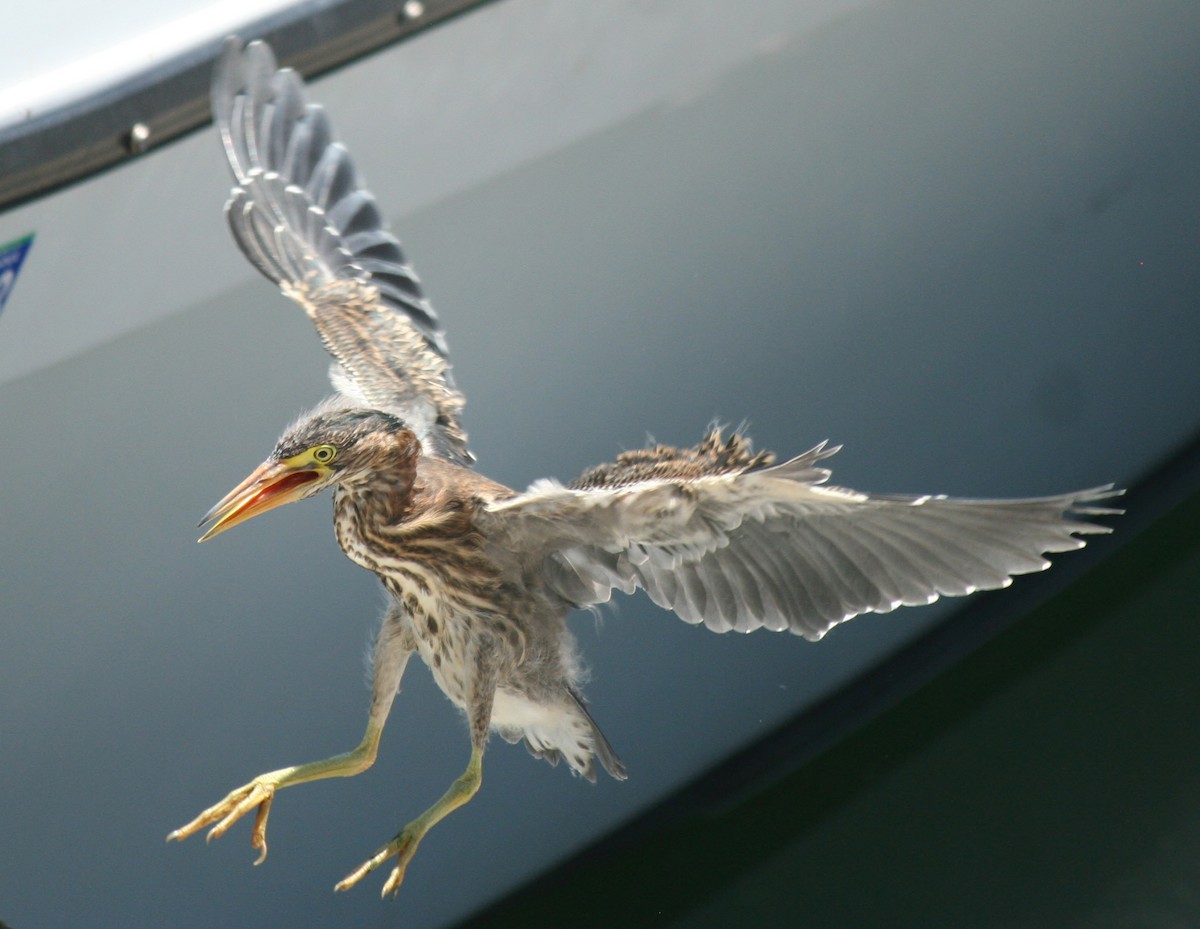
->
[[0, 0, 497, 213], [125, 122, 152, 154]]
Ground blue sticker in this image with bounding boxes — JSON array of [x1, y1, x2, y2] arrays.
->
[[0, 233, 34, 316]]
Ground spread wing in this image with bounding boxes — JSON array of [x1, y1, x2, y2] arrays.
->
[[211, 37, 471, 464], [481, 432, 1121, 641]]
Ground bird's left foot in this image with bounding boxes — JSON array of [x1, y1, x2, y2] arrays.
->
[[335, 826, 423, 898], [167, 776, 278, 864], [335, 746, 484, 898]]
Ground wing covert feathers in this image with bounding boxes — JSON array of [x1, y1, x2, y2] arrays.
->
[[569, 430, 781, 489]]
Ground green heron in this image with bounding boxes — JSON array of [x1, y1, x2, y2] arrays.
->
[[168, 38, 1121, 898]]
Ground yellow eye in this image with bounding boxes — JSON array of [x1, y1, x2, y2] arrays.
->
[[311, 444, 337, 464]]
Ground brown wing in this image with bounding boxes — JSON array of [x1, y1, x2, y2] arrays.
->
[[211, 37, 470, 463], [482, 430, 1121, 641]]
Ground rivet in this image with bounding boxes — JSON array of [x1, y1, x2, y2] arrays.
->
[[127, 122, 151, 154]]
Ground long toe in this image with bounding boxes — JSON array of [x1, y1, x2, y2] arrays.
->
[[168, 779, 276, 858], [334, 830, 420, 896]]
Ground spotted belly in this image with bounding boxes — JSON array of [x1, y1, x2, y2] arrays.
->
[[381, 574, 472, 705], [376, 554, 614, 780]]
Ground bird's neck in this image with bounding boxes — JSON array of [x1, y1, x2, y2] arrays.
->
[[333, 449, 420, 528]]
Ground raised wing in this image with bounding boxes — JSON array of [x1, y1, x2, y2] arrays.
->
[[211, 37, 471, 464], [482, 431, 1121, 641]]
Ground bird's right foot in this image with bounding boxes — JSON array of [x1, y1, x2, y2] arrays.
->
[[168, 775, 279, 864]]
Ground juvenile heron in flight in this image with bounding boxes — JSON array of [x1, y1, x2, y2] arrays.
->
[[169, 37, 1120, 897]]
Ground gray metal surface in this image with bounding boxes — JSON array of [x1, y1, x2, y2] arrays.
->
[[0, 0, 495, 210]]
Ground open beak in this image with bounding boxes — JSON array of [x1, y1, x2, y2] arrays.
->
[[198, 458, 326, 542]]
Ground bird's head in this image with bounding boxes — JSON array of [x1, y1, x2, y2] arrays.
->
[[197, 406, 417, 542]]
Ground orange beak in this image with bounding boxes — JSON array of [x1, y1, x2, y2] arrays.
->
[[197, 457, 326, 542]]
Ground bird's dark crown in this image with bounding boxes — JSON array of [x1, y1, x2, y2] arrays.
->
[[273, 406, 416, 470]]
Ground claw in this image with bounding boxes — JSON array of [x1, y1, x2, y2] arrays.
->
[[251, 794, 273, 864], [380, 861, 409, 899]]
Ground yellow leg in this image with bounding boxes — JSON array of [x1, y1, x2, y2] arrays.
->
[[170, 609, 413, 864], [335, 746, 484, 898], [168, 718, 386, 863]]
